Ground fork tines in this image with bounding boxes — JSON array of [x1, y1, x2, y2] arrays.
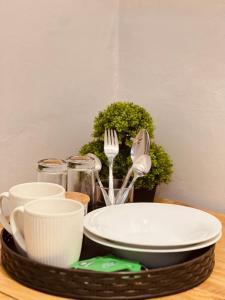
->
[[104, 130, 118, 151]]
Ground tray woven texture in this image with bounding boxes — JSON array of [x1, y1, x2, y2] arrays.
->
[[1, 229, 215, 300]]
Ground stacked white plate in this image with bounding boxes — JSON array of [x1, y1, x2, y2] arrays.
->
[[84, 203, 222, 268]]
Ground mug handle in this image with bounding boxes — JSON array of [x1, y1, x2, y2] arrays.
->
[[10, 206, 27, 253], [0, 192, 12, 234]]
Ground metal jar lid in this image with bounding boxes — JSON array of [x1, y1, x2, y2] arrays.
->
[[66, 155, 95, 170], [37, 158, 67, 173]]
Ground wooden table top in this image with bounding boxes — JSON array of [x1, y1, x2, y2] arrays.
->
[[0, 199, 225, 300]]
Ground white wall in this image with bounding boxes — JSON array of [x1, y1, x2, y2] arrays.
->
[[118, 0, 225, 211], [1, 0, 225, 211], [0, 0, 118, 189]]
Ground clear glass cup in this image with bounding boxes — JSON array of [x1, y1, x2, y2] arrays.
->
[[66, 155, 95, 210], [37, 158, 67, 189], [94, 179, 134, 210]]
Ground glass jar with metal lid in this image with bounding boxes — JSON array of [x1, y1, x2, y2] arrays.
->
[[66, 155, 95, 210], [37, 158, 67, 189]]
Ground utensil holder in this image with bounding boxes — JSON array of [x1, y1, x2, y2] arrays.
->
[[94, 179, 134, 209]]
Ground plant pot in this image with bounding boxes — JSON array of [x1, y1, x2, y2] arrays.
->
[[133, 186, 157, 203]]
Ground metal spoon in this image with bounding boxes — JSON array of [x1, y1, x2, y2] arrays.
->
[[86, 153, 111, 206], [131, 129, 150, 162], [117, 154, 151, 204], [115, 129, 150, 204]]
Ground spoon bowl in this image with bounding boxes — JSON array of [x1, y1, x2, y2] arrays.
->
[[118, 154, 151, 204], [131, 129, 150, 163], [87, 153, 102, 172], [87, 153, 111, 206], [133, 154, 151, 176]]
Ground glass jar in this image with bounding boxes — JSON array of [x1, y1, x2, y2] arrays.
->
[[66, 155, 95, 210], [37, 158, 67, 189]]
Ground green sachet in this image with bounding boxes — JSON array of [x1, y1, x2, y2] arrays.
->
[[71, 255, 141, 272]]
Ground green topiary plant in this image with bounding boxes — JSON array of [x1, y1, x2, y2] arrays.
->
[[80, 102, 173, 191]]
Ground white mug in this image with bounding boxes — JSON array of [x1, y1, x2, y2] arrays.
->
[[10, 198, 84, 268], [0, 182, 65, 233]]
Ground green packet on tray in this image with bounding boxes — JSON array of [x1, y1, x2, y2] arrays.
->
[[71, 255, 142, 272]]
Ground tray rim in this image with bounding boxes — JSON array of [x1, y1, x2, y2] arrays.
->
[[1, 229, 215, 300], [0, 229, 214, 274]]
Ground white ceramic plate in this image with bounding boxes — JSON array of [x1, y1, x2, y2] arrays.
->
[[84, 228, 222, 268], [84, 203, 222, 247], [84, 228, 222, 253]]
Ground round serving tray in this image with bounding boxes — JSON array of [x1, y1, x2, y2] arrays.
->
[[1, 229, 215, 300]]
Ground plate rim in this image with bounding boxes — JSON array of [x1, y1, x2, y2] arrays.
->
[[84, 227, 222, 253], [84, 203, 222, 247]]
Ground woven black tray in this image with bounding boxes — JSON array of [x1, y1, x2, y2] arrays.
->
[[1, 229, 215, 300]]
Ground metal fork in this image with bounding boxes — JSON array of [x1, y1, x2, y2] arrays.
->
[[104, 129, 119, 204]]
